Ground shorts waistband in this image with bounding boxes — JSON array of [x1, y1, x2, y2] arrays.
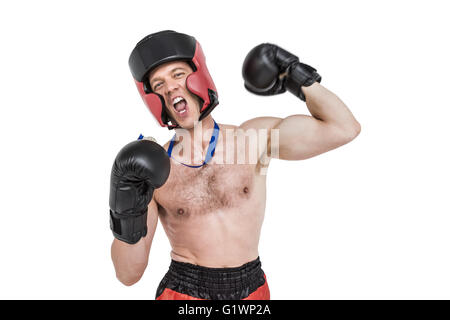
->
[[167, 257, 263, 289]]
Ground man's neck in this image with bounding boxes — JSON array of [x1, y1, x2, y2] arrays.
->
[[174, 116, 216, 163]]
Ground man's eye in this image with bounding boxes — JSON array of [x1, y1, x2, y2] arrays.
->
[[153, 82, 162, 90], [174, 72, 184, 78]]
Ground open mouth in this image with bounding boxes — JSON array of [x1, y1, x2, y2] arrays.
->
[[172, 96, 188, 115]]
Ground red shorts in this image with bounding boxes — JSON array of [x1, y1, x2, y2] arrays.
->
[[156, 257, 270, 300]]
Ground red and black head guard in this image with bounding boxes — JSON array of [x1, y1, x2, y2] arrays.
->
[[129, 30, 219, 129]]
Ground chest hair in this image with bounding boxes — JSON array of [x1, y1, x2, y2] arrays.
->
[[157, 163, 254, 217]]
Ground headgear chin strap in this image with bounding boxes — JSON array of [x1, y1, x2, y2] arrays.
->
[[129, 30, 219, 129]]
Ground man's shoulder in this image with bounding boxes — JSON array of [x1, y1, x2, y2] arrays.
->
[[217, 122, 238, 132], [238, 117, 283, 131], [141, 135, 171, 151], [162, 140, 171, 151]]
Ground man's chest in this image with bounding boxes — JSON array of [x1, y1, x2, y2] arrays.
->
[[155, 162, 256, 216]]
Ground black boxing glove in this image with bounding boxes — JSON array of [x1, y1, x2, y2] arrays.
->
[[109, 139, 170, 244], [242, 43, 321, 101]]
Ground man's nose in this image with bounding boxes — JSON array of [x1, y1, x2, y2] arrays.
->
[[165, 78, 180, 95]]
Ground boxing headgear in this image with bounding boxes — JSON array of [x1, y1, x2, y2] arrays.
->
[[129, 30, 219, 129]]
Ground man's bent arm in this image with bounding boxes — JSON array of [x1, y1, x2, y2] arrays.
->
[[111, 198, 158, 286], [271, 83, 361, 160]]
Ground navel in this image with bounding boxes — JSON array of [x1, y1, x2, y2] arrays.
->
[[243, 187, 249, 194]]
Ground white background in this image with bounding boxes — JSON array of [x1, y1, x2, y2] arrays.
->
[[0, 0, 449, 299]]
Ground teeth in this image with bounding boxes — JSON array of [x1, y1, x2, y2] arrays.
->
[[179, 109, 186, 114], [172, 97, 183, 105]]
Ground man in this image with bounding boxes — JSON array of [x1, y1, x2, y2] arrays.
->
[[109, 30, 360, 300]]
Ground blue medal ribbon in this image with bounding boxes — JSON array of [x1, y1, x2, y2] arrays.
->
[[167, 120, 220, 168]]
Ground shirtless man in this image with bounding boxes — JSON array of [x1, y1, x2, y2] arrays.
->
[[109, 30, 361, 300]]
